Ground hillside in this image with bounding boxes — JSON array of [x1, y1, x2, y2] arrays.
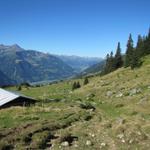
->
[[56, 55, 102, 72], [79, 60, 105, 76], [0, 44, 75, 85], [0, 70, 15, 86], [0, 55, 150, 149]]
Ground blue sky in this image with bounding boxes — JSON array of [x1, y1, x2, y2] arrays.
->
[[0, 0, 150, 58]]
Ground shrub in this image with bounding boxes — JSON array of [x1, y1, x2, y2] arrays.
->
[[79, 102, 95, 110], [83, 77, 89, 85]]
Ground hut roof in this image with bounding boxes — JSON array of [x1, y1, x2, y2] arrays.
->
[[0, 88, 35, 107]]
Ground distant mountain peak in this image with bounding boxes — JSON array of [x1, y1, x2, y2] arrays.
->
[[11, 44, 24, 51], [0, 44, 24, 52], [12, 44, 21, 48]]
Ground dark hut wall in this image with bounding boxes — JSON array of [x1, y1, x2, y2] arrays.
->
[[0, 97, 35, 108]]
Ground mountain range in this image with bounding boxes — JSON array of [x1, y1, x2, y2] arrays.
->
[[0, 44, 102, 86]]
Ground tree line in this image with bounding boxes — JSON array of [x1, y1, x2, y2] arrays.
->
[[102, 28, 150, 75]]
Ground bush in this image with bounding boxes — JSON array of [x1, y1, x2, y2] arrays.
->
[[83, 77, 89, 85], [0, 141, 13, 150], [79, 102, 95, 110], [17, 85, 22, 91], [72, 81, 81, 90]]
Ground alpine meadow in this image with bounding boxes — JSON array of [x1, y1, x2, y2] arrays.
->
[[0, 0, 150, 150]]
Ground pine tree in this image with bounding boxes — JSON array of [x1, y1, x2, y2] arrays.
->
[[83, 77, 89, 85], [109, 51, 115, 72], [142, 28, 150, 56], [17, 85, 22, 91], [136, 35, 143, 56], [72, 81, 81, 90], [130, 48, 139, 69], [148, 28, 150, 38], [72, 82, 77, 90], [124, 34, 134, 67], [76, 81, 81, 88], [103, 53, 110, 74], [133, 35, 143, 68], [146, 28, 150, 55], [114, 42, 123, 69], [103, 51, 115, 74]]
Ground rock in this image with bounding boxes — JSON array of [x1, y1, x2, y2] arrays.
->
[[129, 88, 141, 96], [116, 118, 126, 125], [148, 86, 150, 89], [106, 91, 113, 97], [101, 142, 106, 147], [129, 139, 134, 144], [69, 91, 73, 94], [61, 141, 69, 147], [86, 93, 95, 100], [86, 140, 92, 146], [117, 134, 124, 139], [116, 92, 123, 98], [121, 139, 125, 143], [74, 144, 78, 148], [89, 133, 95, 137]]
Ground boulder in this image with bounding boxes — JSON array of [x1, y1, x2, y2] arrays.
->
[[129, 88, 141, 96]]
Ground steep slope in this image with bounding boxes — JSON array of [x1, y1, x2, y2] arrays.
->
[[75, 55, 150, 98], [56, 55, 102, 72], [0, 44, 75, 85]]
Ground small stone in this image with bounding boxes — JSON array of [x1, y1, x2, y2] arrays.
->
[[137, 131, 141, 136], [87, 93, 95, 98], [86, 140, 92, 146], [101, 142, 106, 147], [74, 144, 78, 148], [106, 91, 113, 97], [61, 141, 69, 147], [117, 134, 124, 139], [116, 92, 123, 98], [129, 139, 134, 144], [121, 139, 125, 143], [59, 145, 61, 148], [116, 118, 126, 125]]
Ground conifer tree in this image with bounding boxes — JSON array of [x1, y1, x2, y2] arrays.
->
[[124, 34, 134, 67], [133, 35, 143, 67], [72, 82, 77, 90], [76, 81, 81, 88], [114, 42, 123, 69], [130, 49, 139, 69], [109, 51, 115, 72], [136, 35, 143, 56], [83, 77, 89, 85], [142, 28, 150, 56], [103, 51, 115, 74]]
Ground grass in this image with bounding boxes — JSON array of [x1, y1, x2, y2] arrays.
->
[[1, 55, 150, 149]]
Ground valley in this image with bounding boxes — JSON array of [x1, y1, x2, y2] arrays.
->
[[0, 44, 102, 86]]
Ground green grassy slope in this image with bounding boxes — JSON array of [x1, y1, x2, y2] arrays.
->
[[0, 55, 150, 149]]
